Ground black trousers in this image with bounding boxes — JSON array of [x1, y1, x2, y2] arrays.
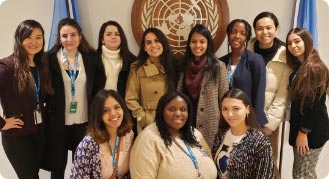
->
[[50, 123, 87, 179], [1, 127, 44, 179]]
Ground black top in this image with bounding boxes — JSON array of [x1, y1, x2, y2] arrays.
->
[[288, 69, 329, 148]]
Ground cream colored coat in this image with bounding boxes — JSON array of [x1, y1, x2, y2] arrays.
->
[[248, 38, 293, 131], [125, 59, 167, 132]]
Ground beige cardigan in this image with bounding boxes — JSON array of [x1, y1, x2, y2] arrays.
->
[[130, 123, 217, 179]]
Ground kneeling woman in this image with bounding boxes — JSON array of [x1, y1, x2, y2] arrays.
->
[[212, 89, 274, 179], [130, 91, 217, 179], [70, 90, 133, 178]]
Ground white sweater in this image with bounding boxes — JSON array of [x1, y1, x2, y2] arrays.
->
[[102, 45, 123, 91]]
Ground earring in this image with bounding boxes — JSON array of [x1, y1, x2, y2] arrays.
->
[[246, 113, 249, 119]]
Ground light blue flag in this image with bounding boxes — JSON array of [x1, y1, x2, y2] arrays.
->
[[296, 0, 318, 48], [71, 0, 81, 24], [48, 0, 81, 50]]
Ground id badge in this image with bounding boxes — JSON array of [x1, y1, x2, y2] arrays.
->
[[69, 101, 78, 113], [34, 109, 43, 124]]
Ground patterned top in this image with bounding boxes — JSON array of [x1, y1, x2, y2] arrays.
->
[[212, 128, 274, 179], [70, 130, 134, 179]]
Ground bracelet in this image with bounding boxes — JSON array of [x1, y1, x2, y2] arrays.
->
[[298, 131, 307, 138]]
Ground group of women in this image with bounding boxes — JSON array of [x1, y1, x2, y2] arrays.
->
[[0, 10, 328, 179]]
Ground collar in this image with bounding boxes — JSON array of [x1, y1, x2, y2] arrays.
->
[[142, 58, 165, 77], [57, 48, 82, 64], [102, 45, 120, 59]]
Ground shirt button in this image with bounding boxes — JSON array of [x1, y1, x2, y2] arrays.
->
[[154, 91, 158, 94]]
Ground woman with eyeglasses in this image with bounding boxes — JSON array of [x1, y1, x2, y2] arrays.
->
[[219, 19, 268, 130]]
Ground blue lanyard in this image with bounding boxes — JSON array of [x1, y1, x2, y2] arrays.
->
[[62, 49, 79, 97], [291, 68, 300, 82], [111, 136, 120, 178], [227, 57, 240, 89], [30, 67, 41, 105], [173, 138, 199, 171], [184, 141, 199, 170]]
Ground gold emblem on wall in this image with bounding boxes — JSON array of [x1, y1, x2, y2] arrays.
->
[[131, 0, 229, 60]]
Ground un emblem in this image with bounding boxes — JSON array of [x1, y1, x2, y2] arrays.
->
[[131, 0, 229, 60]]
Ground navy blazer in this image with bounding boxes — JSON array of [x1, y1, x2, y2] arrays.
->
[[220, 49, 268, 126]]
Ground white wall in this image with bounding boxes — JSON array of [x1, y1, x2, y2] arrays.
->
[[0, 0, 328, 178]]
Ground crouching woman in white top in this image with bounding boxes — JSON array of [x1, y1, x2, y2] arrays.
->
[[130, 91, 217, 179]]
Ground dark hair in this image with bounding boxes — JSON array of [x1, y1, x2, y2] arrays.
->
[[13, 19, 53, 94], [219, 88, 259, 130], [97, 20, 136, 62], [181, 24, 219, 81], [51, 18, 95, 53], [87, 89, 133, 144], [286, 28, 314, 69], [286, 28, 329, 111], [226, 19, 252, 49], [253, 11, 279, 29], [134, 28, 176, 90], [155, 91, 201, 148]]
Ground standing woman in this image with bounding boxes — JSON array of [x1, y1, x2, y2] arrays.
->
[[219, 19, 268, 130], [70, 89, 133, 178], [286, 28, 329, 179], [247, 12, 293, 178], [177, 24, 228, 148], [97, 20, 136, 98], [212, 89, 274, 179], [0, 20, 53, 179], [125, 28, 176, 133], [44, 18, 105, 179]]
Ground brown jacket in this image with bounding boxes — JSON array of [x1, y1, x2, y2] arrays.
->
[[125, 59, 167, 132], [177, 59, 228, 148]]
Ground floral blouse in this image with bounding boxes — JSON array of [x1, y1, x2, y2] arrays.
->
[[70, 130, 134, 179]]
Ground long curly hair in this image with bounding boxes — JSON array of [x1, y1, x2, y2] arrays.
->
[[13, 19, 53, 94], [286, 28, 329, 111], [155, 91, 201, 149]]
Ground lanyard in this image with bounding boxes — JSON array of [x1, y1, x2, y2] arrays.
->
[[173, 138, 199, 171], [291, 67, 300, 82], [227, 57, 240, 89], [288, 67, 300, 107], [110, 136, 120, 178], [30, 67, 41, 105], [62, 49, 79, 97]]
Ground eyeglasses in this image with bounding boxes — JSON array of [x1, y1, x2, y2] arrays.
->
[[230, 30, 247, 36]]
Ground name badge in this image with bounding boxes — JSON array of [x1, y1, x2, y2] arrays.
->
[[34, 109, 42, 124], [69, 101, 78, 113]]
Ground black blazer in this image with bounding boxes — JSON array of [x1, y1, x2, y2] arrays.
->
[[289, 70, 329, 148], [43, 48, 105, 170]]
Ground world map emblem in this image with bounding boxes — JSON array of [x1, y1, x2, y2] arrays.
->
[[131, 0, 229, 60]]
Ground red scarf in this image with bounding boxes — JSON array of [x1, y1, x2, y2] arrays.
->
[[185, 56, 207, 99]]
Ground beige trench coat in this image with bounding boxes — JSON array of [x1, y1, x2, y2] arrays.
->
[[125, 59, 167, 133]]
